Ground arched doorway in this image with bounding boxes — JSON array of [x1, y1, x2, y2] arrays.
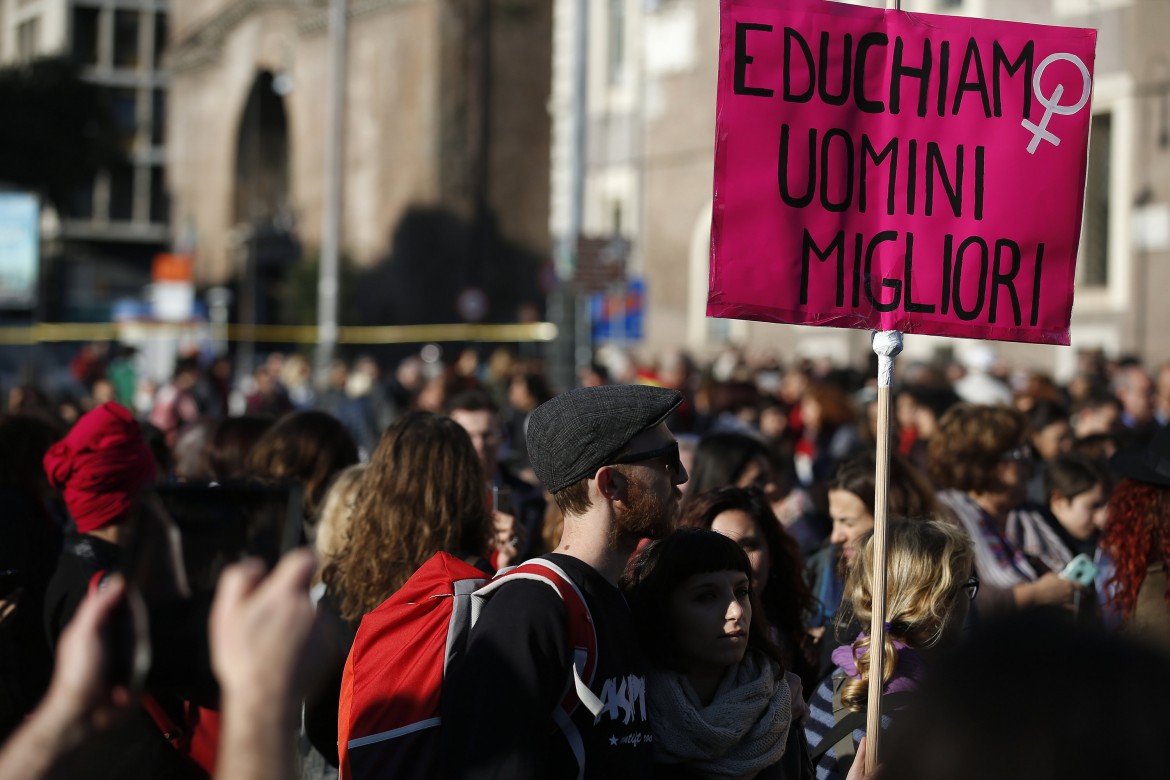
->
[[234, 71, 290, 226], [232, 71, 298, 360]]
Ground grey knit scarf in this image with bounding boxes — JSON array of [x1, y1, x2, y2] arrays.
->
[[648, 651, 792, 779]]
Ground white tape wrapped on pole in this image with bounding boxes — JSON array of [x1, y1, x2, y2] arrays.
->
[[872, 330, 904, 388], [864, 329, 902, 775]]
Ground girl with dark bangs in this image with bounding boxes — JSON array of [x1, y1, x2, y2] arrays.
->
[[624, 528, 811, 779], [679, 487, 820, 696]]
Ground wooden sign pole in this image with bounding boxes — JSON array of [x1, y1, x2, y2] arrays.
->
[[864, 329, 902, 775], [869, 12, 903, 773]]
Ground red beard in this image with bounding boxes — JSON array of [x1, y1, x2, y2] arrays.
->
[[609, 470, 677, 547]]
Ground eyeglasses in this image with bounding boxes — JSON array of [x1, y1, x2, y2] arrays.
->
[[959, 574, 980, 601], [1000, 445, 1034, 463], [609, 441, 683, 479]]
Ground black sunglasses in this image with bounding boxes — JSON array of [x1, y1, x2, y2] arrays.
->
[[608, 441, 682, 478]]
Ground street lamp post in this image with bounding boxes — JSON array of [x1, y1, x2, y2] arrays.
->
[[316, 0, 348, 386]]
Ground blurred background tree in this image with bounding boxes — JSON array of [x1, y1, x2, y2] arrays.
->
[[0, 57, 124, 210]]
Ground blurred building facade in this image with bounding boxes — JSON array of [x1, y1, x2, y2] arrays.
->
[[0, 0, 171, 319], [165, 0, 552, 322], [555, 0, 1170, 378]]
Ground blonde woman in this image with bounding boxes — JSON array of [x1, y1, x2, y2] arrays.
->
[[303, 462, 367, 780], [804, 519, 976, 780], [310, 463, 367, 588]]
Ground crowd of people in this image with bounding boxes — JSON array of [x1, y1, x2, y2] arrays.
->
[[2, 338, 1170, 779]]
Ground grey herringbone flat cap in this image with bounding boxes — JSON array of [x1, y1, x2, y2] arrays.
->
[[526, 384, 683, 493]]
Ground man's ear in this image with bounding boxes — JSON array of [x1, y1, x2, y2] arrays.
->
[[595, 465, 628, 502]]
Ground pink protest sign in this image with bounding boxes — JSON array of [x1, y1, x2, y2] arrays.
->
[[709, 0, 1097, 345]]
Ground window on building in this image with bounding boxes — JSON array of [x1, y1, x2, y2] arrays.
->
[[150, 165, 168, 224], [113, 9, 140, 69], [108, 87, 139, 152], [65, 176, 96, 221], [108, 164, 134, 222], [151, 89, 165, 146], [16, 17, 40, 61], [1079, 113, 1112, 288], [153, 13, 168, 68], [72, 6, 100, 66], [607, 0, 626, 85]]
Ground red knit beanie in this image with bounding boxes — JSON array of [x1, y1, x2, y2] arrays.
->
[[43, 402, 157, 533]]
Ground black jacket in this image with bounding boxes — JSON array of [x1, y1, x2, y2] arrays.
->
[[42, 534, 210, 780]]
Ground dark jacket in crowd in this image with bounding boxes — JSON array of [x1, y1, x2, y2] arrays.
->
[[42, 534, 211, 780]]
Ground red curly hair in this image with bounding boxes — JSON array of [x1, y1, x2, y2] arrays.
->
[[1102, 478, 1170, 618]]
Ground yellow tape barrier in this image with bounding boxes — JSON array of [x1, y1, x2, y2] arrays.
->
[[0, 321, 559, 345]]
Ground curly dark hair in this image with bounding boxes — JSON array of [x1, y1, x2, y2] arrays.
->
[[927, 404, 1027, 493]]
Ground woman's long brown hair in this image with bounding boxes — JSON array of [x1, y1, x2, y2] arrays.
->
[[322, 412, 490, 623]]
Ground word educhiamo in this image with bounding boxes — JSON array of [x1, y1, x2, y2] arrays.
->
[[734, 23, 1046, 326]]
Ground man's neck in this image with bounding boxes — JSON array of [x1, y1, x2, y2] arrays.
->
[[554, 510, 635, 587]]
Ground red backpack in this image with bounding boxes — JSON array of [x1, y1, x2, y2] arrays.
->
[[338, 552, 603, 780]]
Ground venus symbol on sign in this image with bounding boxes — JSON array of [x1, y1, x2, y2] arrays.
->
[[1021, 53, 1092, 155]]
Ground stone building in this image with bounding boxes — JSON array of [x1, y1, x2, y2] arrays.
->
[[166, 0, 552, 326], [555, 0, 1170, 378]]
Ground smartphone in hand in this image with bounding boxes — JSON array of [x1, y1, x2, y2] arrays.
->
[[1059, 553, 1097, 588]]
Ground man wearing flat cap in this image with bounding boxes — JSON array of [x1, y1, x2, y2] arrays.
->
[[442, 384, 688, 780]]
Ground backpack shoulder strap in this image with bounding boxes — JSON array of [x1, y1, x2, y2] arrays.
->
[[477, 560, 605, 780], [476, 560, 602, 718]]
